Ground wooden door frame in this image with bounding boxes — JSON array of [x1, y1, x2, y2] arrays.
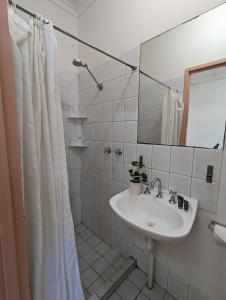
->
[[180, 58, 226, 145]]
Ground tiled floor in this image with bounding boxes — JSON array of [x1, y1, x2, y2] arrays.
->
[[75, 224, 176, 300]]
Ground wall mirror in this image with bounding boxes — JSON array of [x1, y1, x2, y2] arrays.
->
[[138, 3, 226, 149]]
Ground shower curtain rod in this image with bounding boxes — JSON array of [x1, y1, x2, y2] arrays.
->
[[8, 1, 137, 71], [139, 70, 178, 92]]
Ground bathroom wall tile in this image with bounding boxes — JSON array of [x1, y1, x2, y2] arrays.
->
[[68, 89, 79, 107], [60, 87, 68, 105], [125, 72, 139, 98], [191, 179, 219, 212], [124, 143, 137, 164], [167, 271, 188, 300], [94, 123, 104, 141], [103, 142, 112, 161], [94, 141, 104, 159], [103, 102, 113, 122], [92, 104, 102, 123], [103, 227, 112, 246], [113, 100, 124, 121], [188, 286, 212, 300], [169, 173, 192, 197], [113, 53, 126, 78], [112, 122, 124, 142], [154, 259, 169, 290], [122, 240, 136, 258], [102, 59, 114, 82], [68, 72, 78, 90], [135, 247, 149, 274], [170, 146, 194, 176], [123, 164, 132, 184], [61, 105, 68, 122], [137, 144, 152, 169], [112, 233, 122, 253], [103, 159, 112, 178], [112, 180, 123, 195], [103, 80, 113, 102], [192, 149, 222, 182], [151, 169, 169, 190], [125, 97, 138, 121], [124, 121, 137, 143], [112, 162, 124, 181], [152, 145, 171, 171], [103, 123, 113, 142], [113, 77, 126, 100]]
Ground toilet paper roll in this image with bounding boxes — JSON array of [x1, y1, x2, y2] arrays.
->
[[213, 224, 226, 247]]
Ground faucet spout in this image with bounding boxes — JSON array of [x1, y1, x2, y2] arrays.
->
[[150, 177, 163, 198]]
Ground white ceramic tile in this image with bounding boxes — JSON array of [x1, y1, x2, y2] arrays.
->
[[135, 247, 149, 274], [151, 169, 169, 191], [113, 77, 126, 100], [103, 102, 113, 122], [94, 141, 104, 159], [112, 142, 124, 163], [125, 47, 140, 73], [137, 144, 152, 169], [60, 87, 68, 105], [167, 271, 188, 300], [125, 72, 139, 98], [188, 286, 212, 300], [103, 159, 112, 178], [124, 121, 137, 143], [124, 143, 137, 164], [113, 53, 126, 78], [152, 145, 171, 171], [116, 279, 140, 299], [102, 59, 114, 82], [68, 89, 79, 107], [170, 147, 194, 176], [123, 164, 132, 184], [103, 80, 113, 102], [112, 162, 123, 181], [112, 233, 122, 253], [112, 122, 124, 142], [92, 104, 102, 123], [169, 173, 192, 197], [103, 123, 112, 142], [154, 259, 169, 290], [193, 149, 222, 182], [191, 178, 219, 212], [128, 268, 147, 290], [94, 123, 104, 141], [122, 240, 136, 258], [125, 97, 138, 121], [142, 282, 166, 300], [112, 180, 123, 196], [113, 99, 124, 121]]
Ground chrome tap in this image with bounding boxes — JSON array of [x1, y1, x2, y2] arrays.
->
[[150, 177, 163, 198]]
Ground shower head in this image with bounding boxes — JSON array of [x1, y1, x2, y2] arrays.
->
[[72, 58, 103, 90], [72, 58, 86, 67]]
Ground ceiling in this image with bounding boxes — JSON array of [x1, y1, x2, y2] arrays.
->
[[51, 0, 96, 17]]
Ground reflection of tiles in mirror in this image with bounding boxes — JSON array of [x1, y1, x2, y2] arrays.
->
[[138, 76, 183, 145]]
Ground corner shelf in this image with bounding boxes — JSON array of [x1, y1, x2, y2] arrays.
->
[[68, 114, 87, 120], [69, 139, 87, 148]]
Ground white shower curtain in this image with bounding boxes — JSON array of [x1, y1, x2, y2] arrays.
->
[[161, 89, 184, 145], [8, 7, 84, 300]]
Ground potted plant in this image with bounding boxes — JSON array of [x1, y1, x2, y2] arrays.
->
[[128, 156, 148, 195]]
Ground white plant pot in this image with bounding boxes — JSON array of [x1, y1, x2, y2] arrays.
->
[[129, 182, 141, 195]]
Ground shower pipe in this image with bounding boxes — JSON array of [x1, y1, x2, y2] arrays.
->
[[8, 1, 178, 92]]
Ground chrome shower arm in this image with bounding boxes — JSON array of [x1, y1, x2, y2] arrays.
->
[[84, 65, 103, 90]]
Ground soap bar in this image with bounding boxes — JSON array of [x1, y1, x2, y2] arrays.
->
[[178, 195, 184, 209], [184, 200, 189, 211]]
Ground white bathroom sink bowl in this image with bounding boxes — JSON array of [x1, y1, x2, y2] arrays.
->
[[109, 190, 198, 242]]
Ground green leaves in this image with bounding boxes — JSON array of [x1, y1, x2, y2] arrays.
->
[[128, 160, 148, 184]]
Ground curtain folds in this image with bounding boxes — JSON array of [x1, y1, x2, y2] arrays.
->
[[8, 6, 84, 300]]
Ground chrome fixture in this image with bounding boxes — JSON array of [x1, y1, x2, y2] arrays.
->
[[150, 177, 163, 198], [144, 182, 151, 195], [72, 59, 103, 90], [113, 148, 123, 156], [104, 146, 111, 154], [208, 220, 226, 230], [169, 190, 177, 204]]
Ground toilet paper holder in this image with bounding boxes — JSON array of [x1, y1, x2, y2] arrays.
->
[[208, 220, 226, 230]]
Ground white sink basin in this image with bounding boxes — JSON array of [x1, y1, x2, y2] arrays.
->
[[110, 190, 198, 242]]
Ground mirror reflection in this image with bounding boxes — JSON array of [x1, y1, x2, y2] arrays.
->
[[138, 4, 226, 149]]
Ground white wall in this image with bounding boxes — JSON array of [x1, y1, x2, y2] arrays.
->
[[187, 78, 226, 148], [78, 0, 225, 66], [17, 0, 79, 71]]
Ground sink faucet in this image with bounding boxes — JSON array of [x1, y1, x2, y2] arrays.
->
[[144, 177, 163, 198]]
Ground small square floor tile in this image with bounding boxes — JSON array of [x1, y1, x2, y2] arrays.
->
[[128, 268, 147, 290], [87, 235, 102, 247], [136, 292, 149, 300], [108, 293, 121, 300], [142, 283, 165, 300], [75, 224, 86, 233], [81, 229, 94, 240], [81, 267, 99, 288], [116, 279, 140, 299], [92, 257, 111, 275], [104, 249, 120, 264], [95, 241, 110, 255], [79, 258, 89, 272], [101, 266, 116, 282], [83, 249, 100, 265], [78, 242, 92, 256], [88, 278, 104, 295], [164, 293, 177, 300], [114, 256, 126, 269]]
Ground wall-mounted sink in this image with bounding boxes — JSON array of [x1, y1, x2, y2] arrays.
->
[[110, 190, 198, 243]]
